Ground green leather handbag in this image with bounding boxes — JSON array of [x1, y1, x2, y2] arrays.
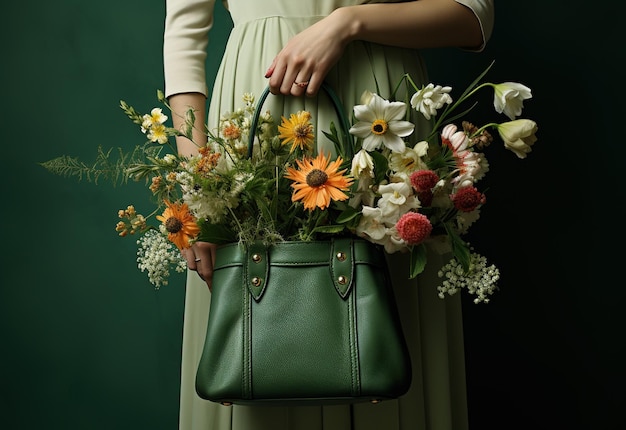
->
[[195, 84, 411, 405], [195, 238, 412, 405]]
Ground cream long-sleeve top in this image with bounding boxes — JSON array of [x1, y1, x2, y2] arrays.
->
[[163, 0, 495, 98]]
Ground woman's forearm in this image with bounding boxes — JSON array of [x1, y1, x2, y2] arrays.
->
[[168, 92, 207, 157], [334, 0, 485, 51]]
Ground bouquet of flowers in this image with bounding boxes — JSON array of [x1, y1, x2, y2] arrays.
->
[[42, 62, 538, 303]]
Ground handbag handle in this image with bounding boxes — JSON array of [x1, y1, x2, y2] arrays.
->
[[247, 83, 353, 159]]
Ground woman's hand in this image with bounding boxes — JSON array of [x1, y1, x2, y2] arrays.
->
[[264, 1, 485, 96], [265, 9, 356, 97], [183, 241, 218, 291]]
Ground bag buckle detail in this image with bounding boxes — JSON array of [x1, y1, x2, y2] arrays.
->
[[246, 242, 268, 301], [331, 238, 354, 299]]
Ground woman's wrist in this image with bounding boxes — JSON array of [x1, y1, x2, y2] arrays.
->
[[328, 6, 362, 46]]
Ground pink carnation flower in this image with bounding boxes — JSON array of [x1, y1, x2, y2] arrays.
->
[[451, 186, 486, 212], [410, 169, 439, 192], [395, 212, 432, 245]]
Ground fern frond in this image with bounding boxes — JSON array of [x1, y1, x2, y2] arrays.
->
[[39, 145, 150, 186]]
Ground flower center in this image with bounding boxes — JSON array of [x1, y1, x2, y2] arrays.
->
[[165, 216, 183, 233], [294, 124, 313, 139], [306, 169, 328, 187], [371, 119, 388, 135]]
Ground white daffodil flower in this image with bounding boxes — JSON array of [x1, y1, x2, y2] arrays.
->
[[410, 83, 453, 120], [349, 93, 414, 153], [492, 82, 532, 120]]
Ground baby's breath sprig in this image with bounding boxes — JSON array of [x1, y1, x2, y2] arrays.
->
[[136, 228, 187, 289], [436, 247, 500, 304]]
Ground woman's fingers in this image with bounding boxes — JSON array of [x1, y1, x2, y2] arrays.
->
[[268, 55, 318, 96], [185, 242, 218, 291], [266, 14, 348, 97]]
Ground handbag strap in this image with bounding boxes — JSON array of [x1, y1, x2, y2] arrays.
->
[[247, 82, 353, 159], [244, 238, 356, 302], [330, 237, 355, 299], [246, 241, 269, 301]]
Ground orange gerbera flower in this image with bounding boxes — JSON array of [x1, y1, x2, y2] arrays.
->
[[155, 200, 200, 250], [284, 153, 353, 211], [277, 111, 314, 153]]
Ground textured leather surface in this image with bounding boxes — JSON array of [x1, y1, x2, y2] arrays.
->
[[195, 239, 412, 405]]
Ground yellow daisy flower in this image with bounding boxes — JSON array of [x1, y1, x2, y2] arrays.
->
[[277, 111, 314, 153], [284, 153, 353, 211], [156, 200, 200, 250]]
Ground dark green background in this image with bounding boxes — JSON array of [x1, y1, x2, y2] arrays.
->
[[2, 1, 623, 429]]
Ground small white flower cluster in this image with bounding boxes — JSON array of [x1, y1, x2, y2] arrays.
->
[[177, 166, 251, 224], [177, 170, 227, 222], [437, 250, 500, 304], [136, 228, 187, 289]]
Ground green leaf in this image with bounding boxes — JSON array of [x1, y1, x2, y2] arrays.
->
[[322, 123, 341, 150], [370, 151, 389, 184], [335, 205, 360, 223], [311, 224, 346, 235], [457, 60, 495, 102], [444, 223, 471, 272], [409, 243, 427, 278]]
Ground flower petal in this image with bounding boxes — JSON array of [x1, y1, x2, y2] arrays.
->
[[384, 101, 409, 121], [349, 121, 374, 138], [381, 133, 408, 153], [388, 120, 415, 138]]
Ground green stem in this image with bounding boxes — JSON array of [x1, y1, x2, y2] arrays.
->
[[226, 206, 244, 235], [471, 122, 499, 137], [430, 83, 492, 134]]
